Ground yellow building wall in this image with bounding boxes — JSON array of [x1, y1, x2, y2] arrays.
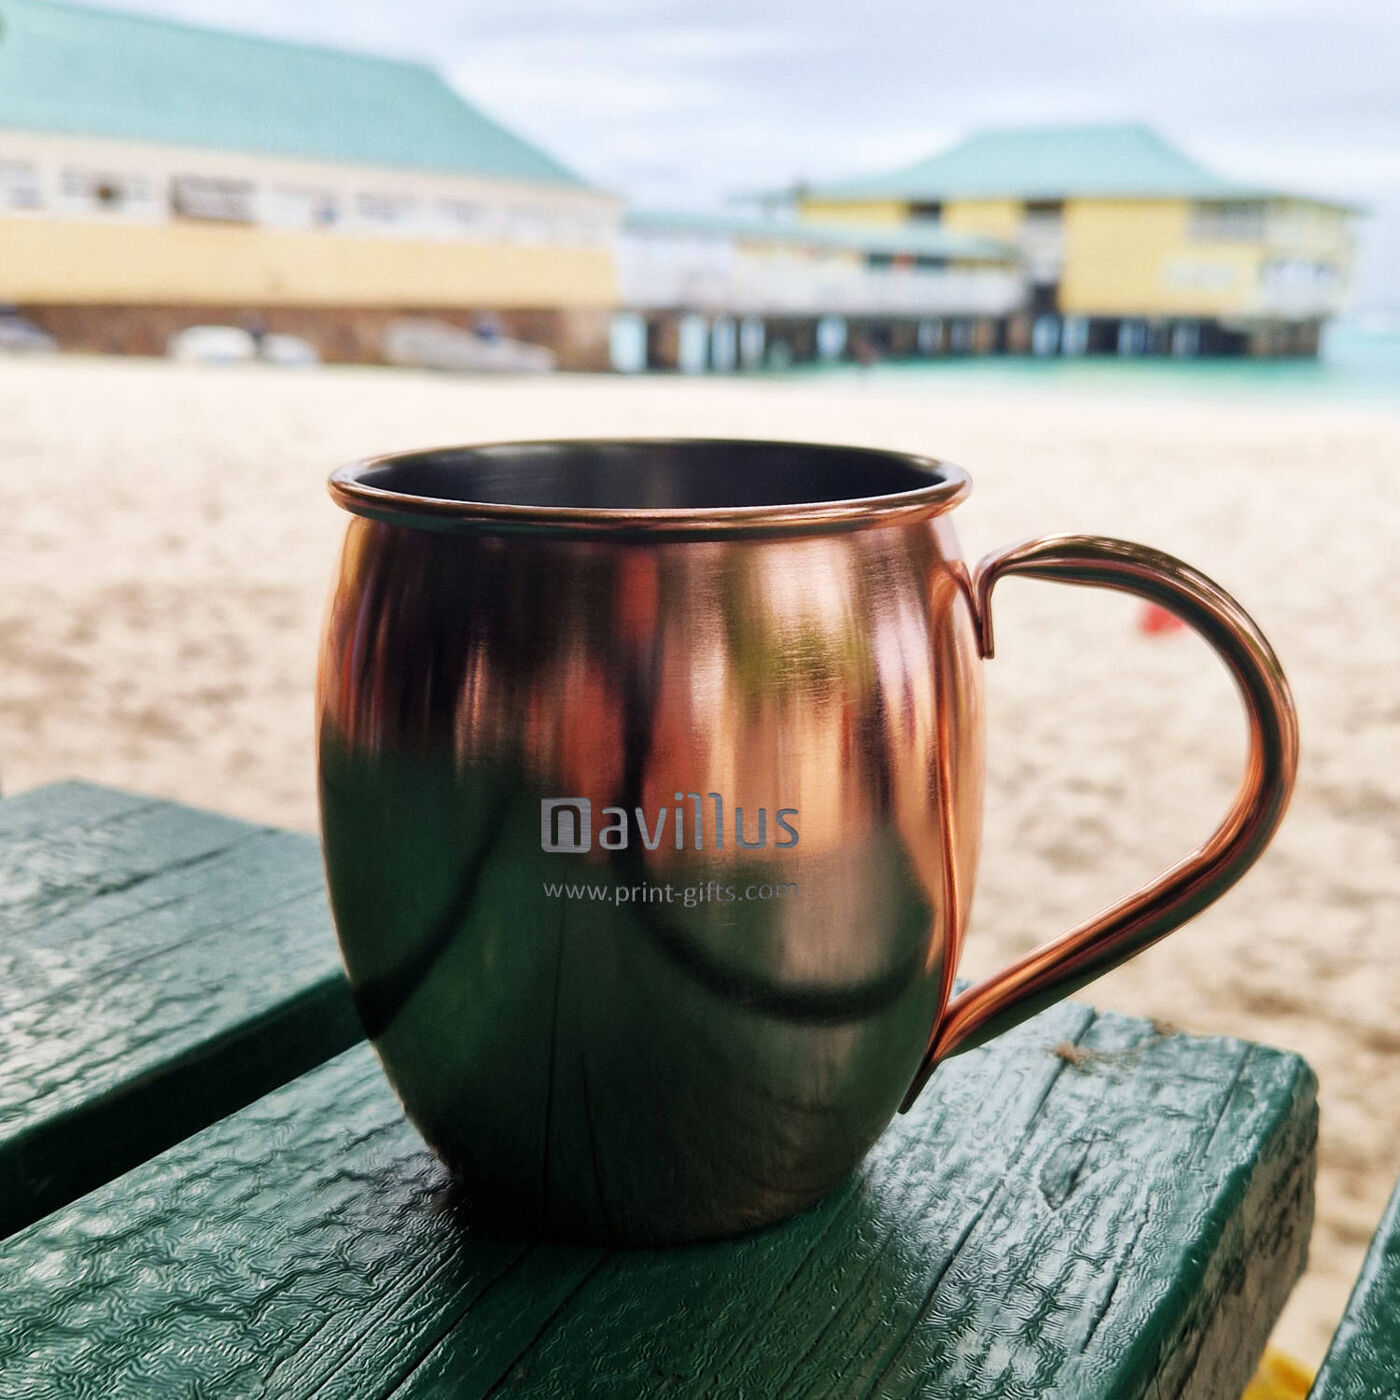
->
[[941, 200, 1024, 240], [1058, 196, 1354, 319], [798, 199, 908, 227], [0, 219, 617, 307], [1059, 198, 1263, 317], [802, 191, 1349, 320]]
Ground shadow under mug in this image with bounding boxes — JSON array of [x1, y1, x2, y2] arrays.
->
[[316, 439, 1298, 1245]]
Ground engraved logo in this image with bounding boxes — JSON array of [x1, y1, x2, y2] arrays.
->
[[540, 798, 592, 853], [540, 792, 797, 854]]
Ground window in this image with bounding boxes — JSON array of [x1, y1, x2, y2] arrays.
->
[[1163, 259, 1239, 291], [269, 184, 339, 229], [436, 198, 497, 238], [909, 201, 943, 223], [171, 175, 256, 222], [1022, 202, 1065, 283], [548, 214, 608, 247], [0, 160, 41, 210], [504, 207, 553, 244], [1259, 259, 1339, 291], [61, 167, 152, 213], [1189, 201, 1266, 242], [357, 192, 418, 225], [569, 216, 609, 247]]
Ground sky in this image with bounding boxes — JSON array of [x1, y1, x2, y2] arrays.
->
[[86, 0, 1400, 309]]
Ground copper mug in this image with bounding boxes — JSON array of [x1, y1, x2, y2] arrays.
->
[[317, 439, 1297, 1245]]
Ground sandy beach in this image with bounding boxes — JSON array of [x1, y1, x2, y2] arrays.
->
[[2, 353, 1397, 1363]]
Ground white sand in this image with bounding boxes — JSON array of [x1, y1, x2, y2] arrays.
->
[[3, 354, 1397, 1363]]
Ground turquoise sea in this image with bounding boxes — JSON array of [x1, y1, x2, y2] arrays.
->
[[787, 319, 1400, 406]]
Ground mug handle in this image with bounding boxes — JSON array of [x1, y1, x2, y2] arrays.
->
[[900, 534, 1298, 1111]]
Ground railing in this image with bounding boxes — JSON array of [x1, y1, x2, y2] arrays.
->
[[620, 260, 1027, 317], [1252, 260, 1348, 319]]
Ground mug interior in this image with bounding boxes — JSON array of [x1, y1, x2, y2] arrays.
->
[[330, 439, 970, 535], [359, 440, 946, 509]]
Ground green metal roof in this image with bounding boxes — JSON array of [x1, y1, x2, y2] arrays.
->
[[0, 0, 588, 187], [805, 122, 1345, 206], [623, 209, 1017, 262]]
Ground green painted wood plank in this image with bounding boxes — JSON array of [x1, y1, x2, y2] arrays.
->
[[1309, 1176, 1400, 1400], [0, 779, 154, 841], [0, 782, 362, 1238], [2, 806, 309, 1015], [0, 1003, 1315, 1399]]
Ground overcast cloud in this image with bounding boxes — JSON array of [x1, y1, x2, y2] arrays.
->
[[89, 0, 1400, 307]]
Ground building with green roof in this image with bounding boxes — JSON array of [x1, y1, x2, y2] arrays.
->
[[800, 123, 1356, 356], [0, 0, 620, 364]]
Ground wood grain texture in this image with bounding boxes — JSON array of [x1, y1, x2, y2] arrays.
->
[[0, 1001, 1316, 1399], [1309, 1176, 1400, 1400], [0, 782, 362, 1238]]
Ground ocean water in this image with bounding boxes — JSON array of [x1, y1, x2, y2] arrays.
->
[[784, 319, 1400, 406]]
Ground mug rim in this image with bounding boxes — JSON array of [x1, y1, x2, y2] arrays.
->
[[328, 437, 972, 539]]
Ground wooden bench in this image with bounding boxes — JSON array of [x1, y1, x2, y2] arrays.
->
[[0, 782, 1319, 1398], [1307, 1177, 1400, 1399], [0, 781, 360, 1238]]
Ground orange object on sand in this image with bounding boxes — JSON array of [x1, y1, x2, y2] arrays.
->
[[1139, 601, 1188, 635], [1242, 1348, 1313, 1399]]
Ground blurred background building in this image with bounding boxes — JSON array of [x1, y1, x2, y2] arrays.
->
[[0, 0, 621, 367], [612, 210, 1023, 372], [0, 0, 1360, 369], [797, 123, 1356, 359]]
